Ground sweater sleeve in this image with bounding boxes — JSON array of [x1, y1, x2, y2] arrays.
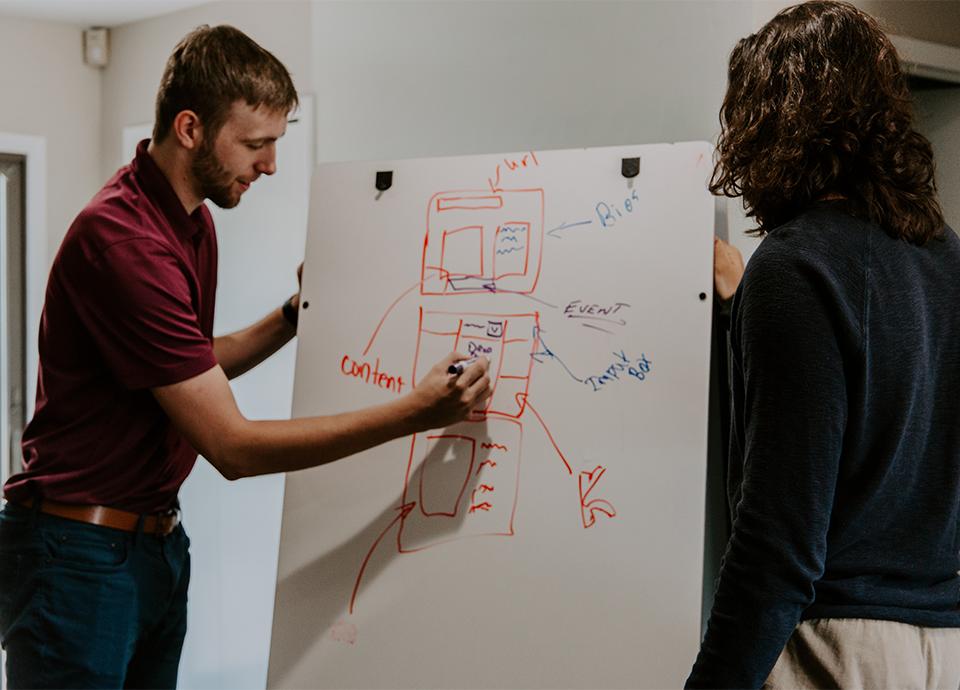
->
[[686, 243, 856, 688]]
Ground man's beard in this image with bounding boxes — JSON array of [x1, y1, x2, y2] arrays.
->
[[192, 139, 239, 209]]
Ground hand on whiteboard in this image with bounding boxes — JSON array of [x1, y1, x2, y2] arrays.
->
[[407, 352, 491, 430], [714, 236, 745, 302], [291, 262, 303, 309]]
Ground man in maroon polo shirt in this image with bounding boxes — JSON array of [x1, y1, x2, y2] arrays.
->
[[0, 25, 490, 689]]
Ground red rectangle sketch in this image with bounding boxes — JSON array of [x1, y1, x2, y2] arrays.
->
[[399, 417, 523, 551], [422, 189, 544, 295], [417, 434, 476, 518], [412, 310, 538, 420], [438, 225, 484, 281], [493, 221, 531, 280], [436, 195, 504, 212]]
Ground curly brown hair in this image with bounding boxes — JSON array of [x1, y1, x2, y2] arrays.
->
[[711, 1, 944, 244]]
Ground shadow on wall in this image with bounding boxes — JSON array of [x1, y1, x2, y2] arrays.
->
[[267, 421, 492, 685]]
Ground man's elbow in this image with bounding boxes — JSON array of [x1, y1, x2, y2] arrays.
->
[[205, 450, 245, 481], [217, 459, 247, 481], [205, 435, 256, 481]]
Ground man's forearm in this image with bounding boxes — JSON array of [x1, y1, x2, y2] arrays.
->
[[153, 353, 489, 481], [213, 304, 296, 378], [212, 397, 421, 479]]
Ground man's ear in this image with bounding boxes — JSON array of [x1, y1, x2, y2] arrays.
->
[[171, 110, 203, 151]]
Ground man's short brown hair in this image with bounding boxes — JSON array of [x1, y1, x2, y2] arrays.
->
[[153, 25, 298, 143]]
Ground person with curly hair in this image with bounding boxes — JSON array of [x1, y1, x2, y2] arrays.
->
[[687, 2, 960, 687]]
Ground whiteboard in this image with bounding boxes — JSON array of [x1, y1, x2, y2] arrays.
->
[[269, 142, 714, 689]]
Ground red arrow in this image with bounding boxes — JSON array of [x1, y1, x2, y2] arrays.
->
[[350, 502, 416, 614], [579, 466, 617, 528]]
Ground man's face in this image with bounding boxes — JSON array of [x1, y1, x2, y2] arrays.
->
[[192, 101, 288, 209]]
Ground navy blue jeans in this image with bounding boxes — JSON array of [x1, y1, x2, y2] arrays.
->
[[0, 502, 191, 689]]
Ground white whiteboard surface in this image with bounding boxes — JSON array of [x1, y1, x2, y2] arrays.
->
[[270, 142, 714, 689]]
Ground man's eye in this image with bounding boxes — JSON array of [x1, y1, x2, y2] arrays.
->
[[246, 143, 264, 150]]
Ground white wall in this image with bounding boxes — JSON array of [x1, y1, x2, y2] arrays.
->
[[752, 1, 960, 43], [859, 1, 960, 49], [311, 1, 750, 161], [0, 14, 100, 282], [914, 85, 960, 232]]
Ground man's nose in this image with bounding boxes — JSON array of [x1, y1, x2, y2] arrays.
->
[[256, 148, 277, 176]]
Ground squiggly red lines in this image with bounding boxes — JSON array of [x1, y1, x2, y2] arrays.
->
[[477, 460, 497, 474], [481, 442, 508, 451]]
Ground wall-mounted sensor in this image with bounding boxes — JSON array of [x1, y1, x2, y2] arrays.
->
[[83, 27, 110, 68]]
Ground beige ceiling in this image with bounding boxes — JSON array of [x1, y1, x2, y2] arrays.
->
[[0, 0, 215, 28]]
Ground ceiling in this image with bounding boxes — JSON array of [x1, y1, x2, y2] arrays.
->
[[0, 0, 215, 28]]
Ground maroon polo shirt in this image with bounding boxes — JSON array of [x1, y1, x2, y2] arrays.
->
[[4, 140, 218, 513]]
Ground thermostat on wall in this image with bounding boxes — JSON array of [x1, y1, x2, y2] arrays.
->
[[83, 27, 109, 68]]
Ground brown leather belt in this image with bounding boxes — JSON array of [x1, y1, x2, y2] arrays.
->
[[18, 498, 180, 536]]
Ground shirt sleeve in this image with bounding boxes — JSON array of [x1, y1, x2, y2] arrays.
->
[[64, 236, 218, 390], [686, 243, 856, 688]]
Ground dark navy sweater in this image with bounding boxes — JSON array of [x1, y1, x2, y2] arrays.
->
[[687, 202, 960, 688]]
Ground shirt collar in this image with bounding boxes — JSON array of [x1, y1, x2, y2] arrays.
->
[[129, 139, 213, 240]]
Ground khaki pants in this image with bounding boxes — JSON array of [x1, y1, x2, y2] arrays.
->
[[763, 619, 960, 690]]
